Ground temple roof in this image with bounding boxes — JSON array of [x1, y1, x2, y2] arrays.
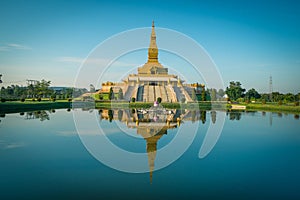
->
[[138, 21, 168, 75], [127, 76, 178, 82]]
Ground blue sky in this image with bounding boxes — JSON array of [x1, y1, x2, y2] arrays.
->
[[0, 0, 299, 93]]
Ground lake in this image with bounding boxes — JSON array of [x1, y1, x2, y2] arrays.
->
[[0, 108, 299, 199]]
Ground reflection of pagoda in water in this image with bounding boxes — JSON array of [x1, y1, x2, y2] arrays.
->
[[98, 108, 209, 183]]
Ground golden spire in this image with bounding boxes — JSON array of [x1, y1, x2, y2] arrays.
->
[[146, 136, 157, 184], [148, 21, 158, 63]]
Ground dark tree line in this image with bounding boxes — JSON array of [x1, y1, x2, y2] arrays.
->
[[0, 79, 87, 101], [223, 81, 299, 103]]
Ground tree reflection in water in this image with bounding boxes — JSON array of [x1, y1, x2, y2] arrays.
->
[[227, 111, 242, 121], [25, 110, 50, 121]]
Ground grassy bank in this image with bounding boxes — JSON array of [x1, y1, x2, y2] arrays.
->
[[242, 103, 300, 113], [0, 100, 71, 114]]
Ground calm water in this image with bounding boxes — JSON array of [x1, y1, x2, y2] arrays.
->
[[0, 109, 299, 199]]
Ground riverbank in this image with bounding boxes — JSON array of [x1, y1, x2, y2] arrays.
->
[[1, 100, 299, 114], [241, 103, 300, 114], [0, 100, 71, 114]]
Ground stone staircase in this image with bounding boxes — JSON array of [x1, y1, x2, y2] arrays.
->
[[124, 85, 137, 101]]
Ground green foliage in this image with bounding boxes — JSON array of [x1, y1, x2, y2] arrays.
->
[[94, 94, 100, 100], [117, 110, 123, 121], [245, 88, 261, 100], [208, 88, 217, 101], [262, 99, 266, 104], [108, 87, 114, 100], [1, 98, 6, 102], [278, 100, 283, 105], [218, 89, 225, 97], [236, 98, 244, 103], [131, 97, 136, 103], [118, 88, 123, 100], [201, 86, 206, 101], [226, 81, 245, 101], [180, 97, 186, 103], [191, 88, 197, 101], [157, 97, 162, 103], [295, 101, 299, 106], [284, 93, 295, 102], [108, 109, 114, 122]]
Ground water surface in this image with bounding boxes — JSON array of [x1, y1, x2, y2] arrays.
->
[[0, 109, 299, 199]]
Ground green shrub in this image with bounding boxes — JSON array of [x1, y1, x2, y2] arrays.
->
[[278, 100, 283, 105], [131, 97, 136, 103], [68, 98, 72, 102], [37, 97, 42, 102], [20, 98, 25, 102], [236, 98, 244, 103], [180, 97, 186, 103], [295, 101, 299, 106], [157, 97, 162, 103], [1, 98, 6, 103], [32, 98, 36, 102], [262, 99, 266, 104]]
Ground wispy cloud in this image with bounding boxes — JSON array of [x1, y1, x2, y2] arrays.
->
[[0, 140, 26, 149], [57, 56, 139, 67], [0, 43, 32, 51]]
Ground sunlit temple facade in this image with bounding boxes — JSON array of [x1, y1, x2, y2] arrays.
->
[[98, 21, 204, 102]]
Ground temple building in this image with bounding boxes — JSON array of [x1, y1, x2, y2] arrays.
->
[[98, 21, 204, 102]]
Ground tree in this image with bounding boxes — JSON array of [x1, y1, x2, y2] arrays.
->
[[200, 111, 206, 124], [118, 110, 123, 121], [211, 111, 216, 124], [210, 88, 217, 101], [201, 85, 206, 101], [157, 97, 162, 103], [90, 84, 95, 93], [284, 93, 295, 102], [272, 92, 284, 102], [245, 88, 261, 100], [225, 81, 245, 101], [191, 88, 197, 101], [108, 109, 114, 122], [34, 79, 51, 98], [180, 97, 186, 103], [118, 88, 123, 100], [218, 89, 225, 97], [108, 87, 114, 100]]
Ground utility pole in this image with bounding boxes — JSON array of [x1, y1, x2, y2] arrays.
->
[[269, 76, 273, 102]]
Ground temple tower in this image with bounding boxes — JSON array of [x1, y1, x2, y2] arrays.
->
[[148, 21, 158, 63]]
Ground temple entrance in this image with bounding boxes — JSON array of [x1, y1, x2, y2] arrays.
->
[[149, 82, 158, 86]]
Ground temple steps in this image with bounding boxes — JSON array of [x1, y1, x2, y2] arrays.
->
[[136, 85, 144, 101], [134, 85, 178, 103]]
